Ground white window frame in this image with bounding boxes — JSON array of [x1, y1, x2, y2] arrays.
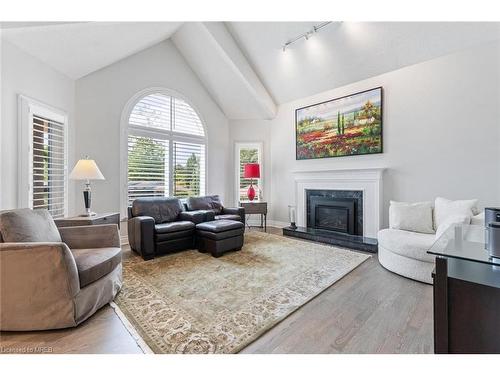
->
[[18, 95, 69, 215], [120, 87, 208, 218], [234, 141, 263, 206]]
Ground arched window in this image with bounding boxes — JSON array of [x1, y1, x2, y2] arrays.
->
[[126, 91, 206, 206]]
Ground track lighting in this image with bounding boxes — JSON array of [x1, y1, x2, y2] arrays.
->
[[282, 21, 336, 52]]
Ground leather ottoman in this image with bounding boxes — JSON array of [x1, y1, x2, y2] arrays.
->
[[195, 220, 244, 258]]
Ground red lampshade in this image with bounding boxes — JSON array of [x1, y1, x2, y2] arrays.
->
[[244, 163, 260, 178]]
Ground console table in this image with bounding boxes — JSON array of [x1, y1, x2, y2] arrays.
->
[[428, 224, 500, 353], [240, 201, 267, 232], [55, 212, 120, 229]]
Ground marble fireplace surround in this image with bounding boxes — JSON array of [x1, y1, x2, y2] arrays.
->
[[293, 168, 385, 238]]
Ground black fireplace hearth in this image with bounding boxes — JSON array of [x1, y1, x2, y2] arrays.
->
[[283, 189, 377, 253]]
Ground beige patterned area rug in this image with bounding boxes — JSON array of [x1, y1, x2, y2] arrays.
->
[[114, 231, 370, 353]]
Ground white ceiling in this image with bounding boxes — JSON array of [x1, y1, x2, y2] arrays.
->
[[1, 22, 182, 79], [227, 22, 500, 104], [2, 21, 500, 117], [172, 22, 276, 119]]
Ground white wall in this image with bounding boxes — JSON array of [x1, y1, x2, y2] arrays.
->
[[230, 40, 500, 228], [0, 40, 76, 212], [75, 40, 230, 216]]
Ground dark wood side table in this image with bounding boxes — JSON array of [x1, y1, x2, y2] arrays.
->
[[240, 201, 267, 232], [54, 212, 120, 229], [428, 224, 500, 353]]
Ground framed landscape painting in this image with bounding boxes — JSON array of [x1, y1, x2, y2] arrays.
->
[[295, 87, 383, 160]]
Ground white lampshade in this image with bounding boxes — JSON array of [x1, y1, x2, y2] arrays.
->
[[69, 159, 105, 180]]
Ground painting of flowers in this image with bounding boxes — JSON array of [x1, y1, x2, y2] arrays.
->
[[296, 87, 383, 160]]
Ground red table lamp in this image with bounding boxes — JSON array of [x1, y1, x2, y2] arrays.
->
[[244, 163, 260, 201]]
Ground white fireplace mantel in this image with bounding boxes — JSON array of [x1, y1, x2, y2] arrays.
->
[[292, 168, 385, 238]]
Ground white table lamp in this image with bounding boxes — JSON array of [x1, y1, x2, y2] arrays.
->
[[69, 157, 105, 216]]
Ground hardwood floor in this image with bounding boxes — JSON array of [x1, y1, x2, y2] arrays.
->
[[0, 227, 433, 354]]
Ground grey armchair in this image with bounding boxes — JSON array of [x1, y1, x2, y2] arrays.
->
[[0, 209, 122, 331]]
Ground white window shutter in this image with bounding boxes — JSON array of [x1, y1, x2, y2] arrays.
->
[[31, 115, 67, 218], [127, 93, 206, 205], [173, 141, 205, 198]]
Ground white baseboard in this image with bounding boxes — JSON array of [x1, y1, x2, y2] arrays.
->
[[120, 235, 129, 246], [246, 219, 289, 228]]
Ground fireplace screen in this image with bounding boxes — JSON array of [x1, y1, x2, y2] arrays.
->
[[315, 206, 349, 232], [308, 196, 356, 235]]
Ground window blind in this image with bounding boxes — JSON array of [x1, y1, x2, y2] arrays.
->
[[31, 115, 66, 218], [173, 141, 205, 198], [129, 94, 171, 130], [127, 93, 206, 206], [127, 135, 169, 205], [173, 98, 205, 136], [238, 147, 260, 202]]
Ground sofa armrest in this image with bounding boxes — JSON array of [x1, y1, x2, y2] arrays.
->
[[179, 210, 207, 224], [127, 216, 155, 260], [222, 207, 245, 224], [0, 242, 80, 330], [59, 224, 120, 249], [204, 210, 216, 222]]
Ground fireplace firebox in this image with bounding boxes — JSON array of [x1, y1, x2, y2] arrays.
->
[[306, 189, 363, 236], [309, 197, 355, 234]]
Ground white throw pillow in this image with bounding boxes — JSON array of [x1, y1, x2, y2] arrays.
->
[[434, 197, 477, 229], [389, 201, 434, 234], [435, 214, 470, 239]]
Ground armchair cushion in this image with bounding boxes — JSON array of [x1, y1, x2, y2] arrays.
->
[[0, 208, 61, 243], [131, 197, 184, 223], [71, 247, 122, 288], [155, 221, 195, 234], [186, 195, 223, 214]]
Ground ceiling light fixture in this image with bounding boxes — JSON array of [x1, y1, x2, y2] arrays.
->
[[282, 21, 336, 52]]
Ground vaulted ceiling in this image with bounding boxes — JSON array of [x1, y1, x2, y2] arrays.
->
[[0, 22, 182, 79], [2, 21, 500, 119], [227, 22, 500, 104]]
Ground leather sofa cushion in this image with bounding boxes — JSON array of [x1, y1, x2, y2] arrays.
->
[[71, 247, 122, 288], [377, 228, 436, 263], [155, 229, 195, 242], [196, 219, 244, 233], [215, 214, 242, 222], [155, 221, 195, 234], [186, 195, 223, 214], [131, 197, 184, 223], [0, 208, 62, 243]]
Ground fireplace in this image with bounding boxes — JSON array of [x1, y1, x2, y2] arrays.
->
[[309, 197, 355, 234], [306, 189, 363, 236], [283, 169, 382, 253], [284, 188, 375, 252]]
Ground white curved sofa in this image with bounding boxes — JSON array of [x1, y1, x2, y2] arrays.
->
[[378, 209, 484, 285], [378, 228, 437, 284]]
